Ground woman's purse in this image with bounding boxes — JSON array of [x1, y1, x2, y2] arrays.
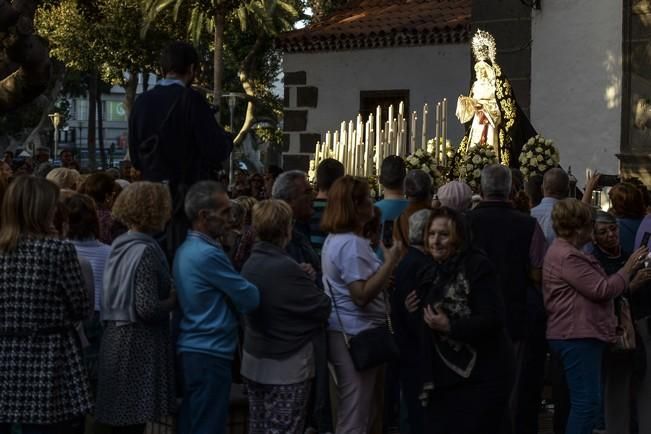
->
[[325, 279, 399, 371], [612, 296, 636, 352]]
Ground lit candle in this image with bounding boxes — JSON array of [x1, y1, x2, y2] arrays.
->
[[410, 111, 417, 155]]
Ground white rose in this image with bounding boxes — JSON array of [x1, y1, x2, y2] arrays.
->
[[530, 158, 538, 166], [423, 166, 430, 174], [545, 139, 553, 146], [535, 147, 543, 153], [525, 151, 533, 159], [466, 164, 474, 172], [538, 164, 546, 172], [544, 150, 551, 156], [473, 169, 481, 178], [472, 155, 482, 164], [521, 167, 529, 176], [536, 155, 544, 162], [547, 159, 554, 166]]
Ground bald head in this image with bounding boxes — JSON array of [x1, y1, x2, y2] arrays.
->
[[543, 168, 569, 199]]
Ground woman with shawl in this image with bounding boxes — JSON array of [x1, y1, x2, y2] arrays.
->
[[416, 207, 514, 433]]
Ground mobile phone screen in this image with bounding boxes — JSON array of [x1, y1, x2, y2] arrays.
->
[[641, 232, 651, 248]]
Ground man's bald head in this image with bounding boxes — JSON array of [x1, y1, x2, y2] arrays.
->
[[543, 168, 569, 199]]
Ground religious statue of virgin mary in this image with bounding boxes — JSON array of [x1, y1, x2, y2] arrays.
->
[[455, 30, 537, 167]]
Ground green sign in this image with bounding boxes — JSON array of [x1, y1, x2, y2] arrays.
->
[[108, 101, 126, 121]]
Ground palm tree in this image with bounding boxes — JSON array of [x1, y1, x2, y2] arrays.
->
[[142, 0, 298, 105]]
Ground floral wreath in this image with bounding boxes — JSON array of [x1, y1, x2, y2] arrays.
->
[[458, 144, 498, 191], [518, 135, 560, 179], [405, 148, 446, 187]]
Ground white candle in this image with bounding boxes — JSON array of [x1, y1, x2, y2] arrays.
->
[[422, 103, 428, 151], [364, 121, 371, 177], [442, 98, 448, 167], [314, 141, 321, 169], [410, 111, 417, 155], [435, 102, 441, 164]]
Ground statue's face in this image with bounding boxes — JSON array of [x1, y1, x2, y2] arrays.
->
[[475, 64, 488, 80]]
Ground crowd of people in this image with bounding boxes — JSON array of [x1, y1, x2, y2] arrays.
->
[[1, 154, 651, 434], [2, 41, 651, 434]]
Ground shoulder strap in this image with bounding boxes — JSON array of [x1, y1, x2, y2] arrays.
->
[[324, 277, 351, 348], [158, 87, 186, 135]]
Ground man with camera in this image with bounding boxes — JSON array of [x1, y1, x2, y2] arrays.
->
[[128, 41, 233, 259]]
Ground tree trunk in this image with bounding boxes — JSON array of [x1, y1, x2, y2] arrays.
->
[[22, 60, 65, 153], [213, 9, 225, 112], [87, 73, 97, 169], [142, 70, 150, 93], [97, 76, 105, 168], [123, 70, 139, 115], [233, 37, 265, 145]]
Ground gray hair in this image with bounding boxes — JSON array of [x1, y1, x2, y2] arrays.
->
[[408, 209, 432, 246], [271, 170, 307, 201], [543, 168, 570, 199], [184, 180, 227, 222], [404, 169, 433, 200], [481, 164, 512, 199]]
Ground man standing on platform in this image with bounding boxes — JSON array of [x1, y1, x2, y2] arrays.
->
[[128, 41, 232, 259]]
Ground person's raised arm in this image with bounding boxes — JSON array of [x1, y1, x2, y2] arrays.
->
[[582, 172, 601, 205], [348, 241, 405, 307]]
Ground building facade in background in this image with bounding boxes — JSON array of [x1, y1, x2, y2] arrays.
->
[[280, 0, 651, 186]]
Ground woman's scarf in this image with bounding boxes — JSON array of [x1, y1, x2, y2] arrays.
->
[[101, 231, 169, 324], [416, 224, 479, 406]]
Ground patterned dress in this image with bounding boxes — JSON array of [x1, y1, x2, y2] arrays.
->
[[95, 247, 175, 426], [0, 238, 93, 424]]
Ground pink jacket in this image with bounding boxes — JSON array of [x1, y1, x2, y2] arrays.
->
[[543, 238, 629, 342]]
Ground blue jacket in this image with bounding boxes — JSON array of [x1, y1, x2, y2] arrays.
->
[[173, 231, 259, 359]]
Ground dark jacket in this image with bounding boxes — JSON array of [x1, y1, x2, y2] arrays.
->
[[418, 250, 513, 389], [128, 83, 232, 186], [468, 200, 537, 340], [393, 247, 433, 358], [241, 241, 331, 359]]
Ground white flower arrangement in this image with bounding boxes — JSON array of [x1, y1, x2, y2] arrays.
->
[[518, 135, 560, 179], [458, 145, 498, 191], [404, 148, 445, 187]]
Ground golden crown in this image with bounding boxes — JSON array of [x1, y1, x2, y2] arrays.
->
[[472, 29, 497, 63]]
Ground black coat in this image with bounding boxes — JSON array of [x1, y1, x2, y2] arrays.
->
[[418, 250, 514, 389], [128, 83, 232, 186]]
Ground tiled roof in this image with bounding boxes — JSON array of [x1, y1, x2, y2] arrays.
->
[[278, 0, 471, 53]]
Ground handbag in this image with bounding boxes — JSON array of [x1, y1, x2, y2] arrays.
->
[[612, 296, 636, 352], [325, 278, 399, 371]]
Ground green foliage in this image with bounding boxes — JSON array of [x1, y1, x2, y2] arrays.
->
[[142, 0, 300, 44], [35, 0, 185, 86]]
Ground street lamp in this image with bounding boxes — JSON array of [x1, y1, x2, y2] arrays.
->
[[221, 92, 246, 188], [48, 112, 63, 158]]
